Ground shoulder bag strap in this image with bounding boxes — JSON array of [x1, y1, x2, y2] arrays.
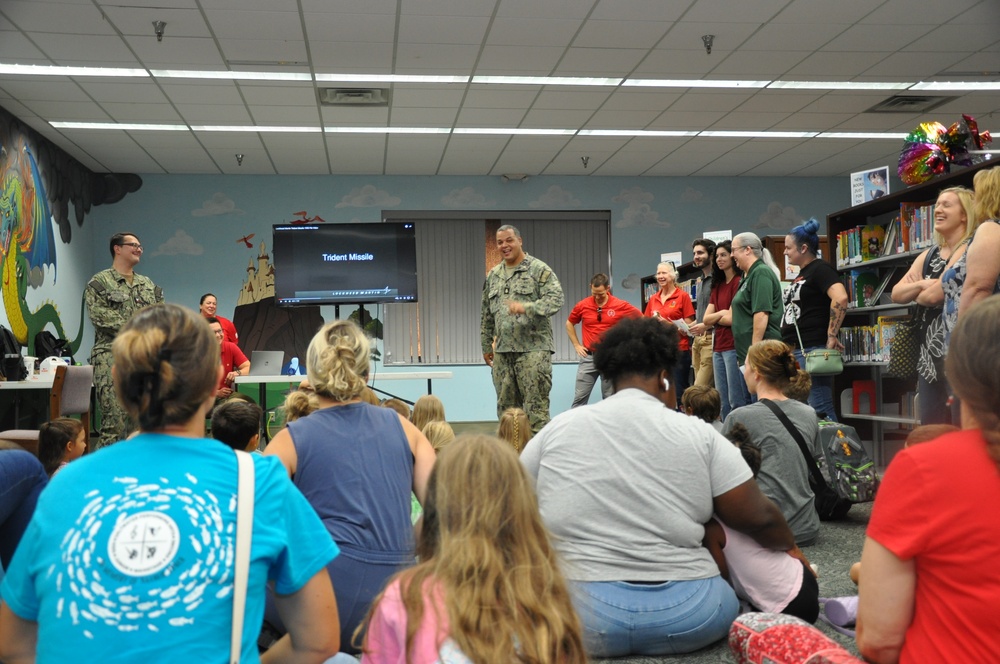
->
[[231, 451, 255, 664], [759, 398, 829, 490], [783, 286, 808, 351]]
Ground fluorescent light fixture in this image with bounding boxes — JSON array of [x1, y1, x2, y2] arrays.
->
[[316, 74, 469, 84], [910, 81, 1000, 91], [578, 129, 698, 137], [700, 130, 817, 138], [624, 79, 769, 88], [769, 81, 913, 90], [49, 121, 186, 130], [817, 132, 908, 139], [472, 75, 622, 86], [0, 64, 148, 77], [453, 127, 577, 135], [191, 125, 320, 132], [324, 127, 451, 134], [151, 69, 311, 81]]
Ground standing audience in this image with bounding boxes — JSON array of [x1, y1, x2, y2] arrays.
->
[[522, 317, 798, 658], [688, 238, 717, 388], [724, 340, 821, 546], [360, 435, 587, 663], [858, 294, 1000, 663], [891, 186, 975, 424], [729, 232, 783, 374], [263, 320, 436, 654], [0, 303, 340, 663], [948, 169, 1000, 324], [645, 261, 696, 405], [781, 219, 849, 419], [703, 240, 750, 418]]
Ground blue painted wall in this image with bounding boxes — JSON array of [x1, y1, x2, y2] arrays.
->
[[77, 173, 850, 421]]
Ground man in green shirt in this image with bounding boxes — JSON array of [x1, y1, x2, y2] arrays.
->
[[730, 232, 783, 367], [85, 232, 163, 448]]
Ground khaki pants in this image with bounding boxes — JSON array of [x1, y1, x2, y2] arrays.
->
[[691, 333, 714, 388]]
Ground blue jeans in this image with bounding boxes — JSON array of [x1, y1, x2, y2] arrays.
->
[[713, 350, 750, 420], [918, 373, 953, 425], [0, 450, 48, 570], [570, 576, 739, 657], [793, 348, 837, 420], [673, 349, 692, 409]]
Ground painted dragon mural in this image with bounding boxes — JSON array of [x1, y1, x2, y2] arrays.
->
[[1, 104, 142, 356]]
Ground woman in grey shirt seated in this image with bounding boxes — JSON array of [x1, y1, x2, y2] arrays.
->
[[521, 317, 801, 658], [723, 339, 821, 546]]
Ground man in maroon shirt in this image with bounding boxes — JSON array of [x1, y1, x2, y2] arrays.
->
[[565, 273, 641, 407]]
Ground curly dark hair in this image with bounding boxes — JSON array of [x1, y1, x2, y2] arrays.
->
[[593, 316, 679, 383]]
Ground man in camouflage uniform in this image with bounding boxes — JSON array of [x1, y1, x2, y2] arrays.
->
[[85, 232, 163, 448], [481, 225, 564, 433]]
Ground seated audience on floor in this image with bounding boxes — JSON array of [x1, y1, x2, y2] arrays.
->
[[359, 386, 380, 405], [211, 398, 263, 453], [858, 294, 1000, 664], [497, 407, 532, 453], [381, 397, 411, 420], [0, 444, 48, 573], [723, 340, 822, 546], [682, 385, 724, 432], [704, 422, 819, 623], [280, 388, 320, 426], [37, 417, 86, 477], [0, 303, 340, 663], [411, 394, 446, 432], [521, 317, 798, 658], [783, 366, 812, 404], [263, 319, 436, 654], [421, 420, 455, 453], [360, 434, 587, 663]]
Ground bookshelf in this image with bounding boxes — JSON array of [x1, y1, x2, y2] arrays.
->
[[640, 261, 702, 312], [826, 159, 995, 467]]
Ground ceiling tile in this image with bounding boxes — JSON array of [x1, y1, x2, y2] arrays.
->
[[668, 91, 756, 113], [144, 148, 220, 173], [328, 136, 386, 173], [740, 22, 850, 51], [102, 6, 210, 38], [386, 135, 449, 174], [585, 109, 662, 128], [485, 17, 584, 47], [101, 103, 184, 123], [711, 49, 812, 78], [590, 0, 689, 22], [0, 30, 46, 60], [392, 85, 467, 108], [556, 48, 648, 76], [398, 15, 490, 45], [863, 0, 982, 25], [476, 45, 565, 73], [160, 81, 244, 105], [300, 0, 396, 13], [389, 107, 459, 125], [125, 37, 227, 68], [438, 150, 500, 175], [217, 39, 308, 64], [21, 99, 109, 120], [176, 104, 253, 124], [205, 10, 304, 40], [456, 107, 528, 126], [250, 106, 321, 123], [496, 0, 595, 20], [573, 20, 670, 49], [711, 111, 793, 129], [303, 13, 397, 43], [655, 22, 762, 51], [267, 150, 329, 174], [784, 51, 893, 78], [401, 0, 497, 17], [395, 43, 481, 73], [771, 0, 888, 25], [239, 84, 316, 106], [647, 110, 727, 130], [823, 23, 932, 52], [320, 106, 390, 125], [309, 41, 394, 71], [683, 0, 789, 23], [864, 51, 968, 78], [521, 108, 594, 128], [532, 90, 612, 109], [736, 91, 820, 113], [1, 1, 114, 33], [771, 112, 855, 131], [602, 90, 681, 111], [31, 34, 138, 64], [463, 88, 539, 109], [84, 81, 168, 104], [0, 78, 90, 101], [633, 49, 730, 77]]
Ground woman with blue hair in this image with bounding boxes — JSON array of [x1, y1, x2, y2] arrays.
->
[[781, 219, 849, 419]]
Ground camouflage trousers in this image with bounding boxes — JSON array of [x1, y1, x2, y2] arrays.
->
[[492, 350, 552, 434], [691, 333, 715, 387], [91, 350, 135, 449]]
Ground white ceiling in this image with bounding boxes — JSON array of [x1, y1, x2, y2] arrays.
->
[[0, 0, 997, 177]]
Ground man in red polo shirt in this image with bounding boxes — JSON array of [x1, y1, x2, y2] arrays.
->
[[207, 317, 250, 399], [566, 273, 642, 407]]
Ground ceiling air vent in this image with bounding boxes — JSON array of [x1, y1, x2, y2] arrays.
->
[[319, 88, 390, 106], [866, 95, 956, 113]]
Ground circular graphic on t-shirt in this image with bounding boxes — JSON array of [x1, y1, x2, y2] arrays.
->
[[107, 511, 181, 576]]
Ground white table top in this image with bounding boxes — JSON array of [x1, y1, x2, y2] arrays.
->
[[233, 371, 453, 385], [0, 376, 55, 390]]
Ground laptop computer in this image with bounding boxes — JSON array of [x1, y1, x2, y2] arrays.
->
[[249, 350, 285, 376]]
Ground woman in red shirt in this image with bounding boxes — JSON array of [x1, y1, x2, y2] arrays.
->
[[645, 262, 695, 405]]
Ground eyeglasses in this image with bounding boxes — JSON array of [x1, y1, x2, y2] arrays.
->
[[119, 242, 143, 251], [597, 307, 603, 323]]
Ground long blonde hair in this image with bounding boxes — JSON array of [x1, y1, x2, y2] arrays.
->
[[497, 407, 532, 453], [360, 435, 587, 663], [973, 166, 1000, 224], [411, 394, 446, 431]]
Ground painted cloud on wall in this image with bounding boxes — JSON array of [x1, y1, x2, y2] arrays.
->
[[529, 185, 581, 208], [441, 187, 496, 208], [192, 192, 243, 217], [336, 184, 401, 208], [150, 230, 203, 257], [680, 186, 705, 203], [613, 187, 668, 228], [756, 201, 803, 230]]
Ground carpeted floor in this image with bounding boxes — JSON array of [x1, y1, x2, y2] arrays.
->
[[453, 420, 869, 662]]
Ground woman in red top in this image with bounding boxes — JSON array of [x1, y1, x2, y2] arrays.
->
[[645, 262, 695, 405], [701, 241, 749, 419]]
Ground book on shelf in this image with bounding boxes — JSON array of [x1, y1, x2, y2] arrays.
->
[[861, 224, 886, 261], [849, 269, 879, 308], [900, 201, 934, 251], [877, 314, 910, 363], [865, 267, 900, 307]]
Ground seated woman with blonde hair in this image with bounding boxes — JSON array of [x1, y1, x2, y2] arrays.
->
[[497, 407, 532, 453], [411, 394, 446, 432], [360, 435, 587, 663], [264, 319, 436, 654], [858, 294, 1000, 663]]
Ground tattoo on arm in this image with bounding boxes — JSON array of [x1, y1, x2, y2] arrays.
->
[[829, 302, 848, 336]]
